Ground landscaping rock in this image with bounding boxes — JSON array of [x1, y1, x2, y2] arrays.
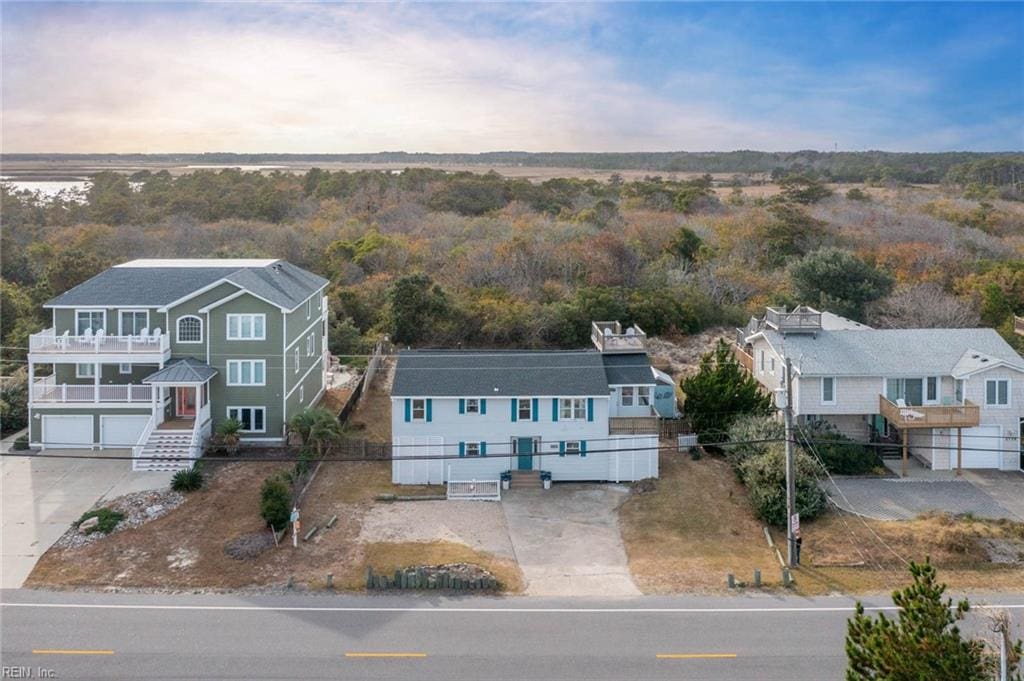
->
[[54, 488, 185, 551], [79, 516, 100, 533]]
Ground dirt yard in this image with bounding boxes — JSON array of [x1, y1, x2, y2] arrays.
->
[[347, 358, 393, 442], [26, 459, 521, 592]]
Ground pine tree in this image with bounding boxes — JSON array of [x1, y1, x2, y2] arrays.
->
[[681, 340, 772, 444]]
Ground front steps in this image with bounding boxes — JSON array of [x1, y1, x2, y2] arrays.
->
[[508, 470, 541, 489], [134, 428, 193, 472]]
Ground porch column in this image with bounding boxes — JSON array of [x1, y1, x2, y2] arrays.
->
[[901, 428, 908, 478], [956, 428, 963, 477], [94, 362, 100, 403], [27, 360, 34, 406]]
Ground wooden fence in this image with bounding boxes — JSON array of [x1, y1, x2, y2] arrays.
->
[[334, 339, 389, 425]]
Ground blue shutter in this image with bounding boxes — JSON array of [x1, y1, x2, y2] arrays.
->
[[532, 398, 539, 422], [559, 441, 566, 457], [404, 399, 411, 422], [511, 398, 518, 422], [587, 398, 594, 422], [481, 442, 487, 457], [426, 399, 433, 422], [458, 398, 465, 414], [480, 399, 487, 415], [580, 441, 587, 458], [551, 398, 558, 422], [458, 442, 465, 457]]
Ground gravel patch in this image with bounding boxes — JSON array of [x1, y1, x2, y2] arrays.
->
[[53, 488, 185, 550], [358, 500, 515, 560]]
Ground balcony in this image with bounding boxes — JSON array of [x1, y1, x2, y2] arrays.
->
[[609, 415, 660, 435], [29, 328, 170, 360], [30, 375, 154, 405], [878, 395, 980, 430], [764, 306, 822, 334], [592, 321, 646, 353]]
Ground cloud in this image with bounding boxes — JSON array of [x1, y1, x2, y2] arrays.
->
[[1, 3, 1019, 153]]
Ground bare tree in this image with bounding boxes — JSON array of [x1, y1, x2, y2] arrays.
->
[[869, 283, 980, 329]]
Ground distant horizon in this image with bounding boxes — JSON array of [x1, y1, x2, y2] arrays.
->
[[3, 149, 1022, 157]]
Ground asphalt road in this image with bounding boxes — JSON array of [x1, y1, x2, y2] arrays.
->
[[2, 590, 1023, 681]]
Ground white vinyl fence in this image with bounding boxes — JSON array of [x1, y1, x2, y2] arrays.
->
[[446, 479, 501, 501]]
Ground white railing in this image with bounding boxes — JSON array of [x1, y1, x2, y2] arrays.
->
[[131, 414, 158, 471], [591, 321, 647, 353], [29, 328, 170, 355], [446, 479, 501, 501], [31, 379, 153, 404]]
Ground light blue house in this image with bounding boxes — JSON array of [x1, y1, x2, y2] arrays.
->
[[390, 322, 661, 484]]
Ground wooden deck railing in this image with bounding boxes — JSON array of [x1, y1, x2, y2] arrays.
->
[[733, 344, 755, 373], [609, 416, 660, 435], [878, 395, 980, 429]]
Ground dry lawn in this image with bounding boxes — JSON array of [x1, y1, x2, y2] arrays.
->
[[26, 459, 524, 592], [318, 387, 354, 415], [347, 359, 393, 442], [620, 451, 780, 592]]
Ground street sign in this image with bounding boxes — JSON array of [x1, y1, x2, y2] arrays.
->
[[790, 513, 800, 538]]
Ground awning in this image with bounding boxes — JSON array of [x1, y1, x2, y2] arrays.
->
[[143, 357, 218, 385]]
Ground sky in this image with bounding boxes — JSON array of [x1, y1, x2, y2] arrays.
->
[[1, 2, 1021, 153]]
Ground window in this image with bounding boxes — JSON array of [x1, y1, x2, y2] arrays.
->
[[119, 363, 132, 375], [518, 399, 532, 421], [294, 348, 300, 373], [465, 398, 480, 414], [76, 363, 96, 378], [821, 377, 836, 405], [75, 310, 105, 335], [637, 386, 651, 406], [120, 310, 148, 336], [201, 383, 209, 407], [306, 298, 312, 319], [565, 441, 581, 456], [955, 379, 965, 404], [986, 379, 1010, 407], [306, 333, 314, 356], [621, 386, 635, 407], [226, 360, 266, 386], [176, 316, 203, 343], [560, 398, 586, 420], [465, 442, 481, 457], [226, 314, 266, 340], [759, 350, 765, 372], [299, 385, 304, 404], [411, 399, 426, 421], [770, 357, 776, 374], [926, 376, 939, 404], [227, 407, 265, 433]]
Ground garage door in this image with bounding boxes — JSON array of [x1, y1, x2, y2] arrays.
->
[[100, 415, 151, 449], [958, 425, 1001, 469], [41, 415, 93, 449]]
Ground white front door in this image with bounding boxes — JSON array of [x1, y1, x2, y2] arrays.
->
[[100, 415, 151, 450], [41, 415, 93, 449], [957, 425, 1002, 469]]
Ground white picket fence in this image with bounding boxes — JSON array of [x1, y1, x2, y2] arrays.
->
[[677, 434, 699, 450], [447, 479, 501, 502]]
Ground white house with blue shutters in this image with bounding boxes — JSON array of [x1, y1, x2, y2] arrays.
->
[[390, 322, 662, 485]]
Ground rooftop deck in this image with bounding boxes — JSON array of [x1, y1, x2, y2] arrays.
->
[[878, 395, 980, 430], [1015, 315, 1024, 337], [591, 321, 646, 353], [764, 306, 822, 334]]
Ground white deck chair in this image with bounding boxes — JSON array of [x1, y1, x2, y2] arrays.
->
[[57, 329, 70, 349], [150, 328, 162, 344], [82, 327, 94, 340], [138, 327, 149, 342]]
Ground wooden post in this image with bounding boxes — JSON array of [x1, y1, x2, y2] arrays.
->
[[956, 428, 963, 477], [901, 428, 908, 478]]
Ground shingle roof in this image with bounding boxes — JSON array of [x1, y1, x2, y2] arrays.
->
[[143, 357, 218, 384], [760, 327, 1024, 377], [391, 350, 611, 397], [601, 353, 655, 386], [45, 259, 327, 310]]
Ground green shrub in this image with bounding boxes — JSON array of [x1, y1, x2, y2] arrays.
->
[[12, 434, 29, 450], [75, 507, 125, 534], [681, 340, 773, 445], [171, 466, 204, 492], [803, 421, 880, 475], [740, 446, 826, 527], [260, 476, 292, 531], [724, 414, 784, 479]]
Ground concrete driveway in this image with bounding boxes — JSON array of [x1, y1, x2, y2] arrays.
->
[[822, 476, 1022, 522], [1, 448, 172, 588], [963, 470, 1024, 521], [501, 484, 640, 597]]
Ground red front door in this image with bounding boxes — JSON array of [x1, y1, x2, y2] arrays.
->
[[176, 387, 196, 418]]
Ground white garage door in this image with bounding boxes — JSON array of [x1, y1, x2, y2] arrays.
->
[[100, 415, 151, 449], [41, 415, 93, 449], [959, 425, 1001, 469]]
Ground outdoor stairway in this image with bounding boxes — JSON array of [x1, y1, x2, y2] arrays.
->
[[508, 470, 542, 489], [135, 428, 193, 472]]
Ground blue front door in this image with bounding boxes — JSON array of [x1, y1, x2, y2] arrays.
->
[[516, 437, 534, 471]]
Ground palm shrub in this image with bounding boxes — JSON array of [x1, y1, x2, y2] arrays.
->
[[724, 414, 784, 480], [740, 445, 826, 527], [287, 407, 342, 457], [209, 418, 243, 456], [681, 340, 772, 445], [171, 465, 204, 492], [260, 475, 291, 531]]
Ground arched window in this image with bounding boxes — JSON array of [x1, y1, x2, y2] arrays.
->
[[177, 316, 203, 343]]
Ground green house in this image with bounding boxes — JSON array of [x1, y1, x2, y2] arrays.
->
[[27, 259, 329, 470]]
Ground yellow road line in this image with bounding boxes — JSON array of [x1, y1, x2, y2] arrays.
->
[[345, 652, 427, 658], [33, 649, 115, 655], [656, 653, 737, 659]]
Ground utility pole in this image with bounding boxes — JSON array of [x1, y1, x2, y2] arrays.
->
[[782, 356, 797, 567]]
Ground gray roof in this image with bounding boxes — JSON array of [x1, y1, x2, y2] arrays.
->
[[143, 357, 217, 384], [391, 350, 611, 397], [601, 353, 655, 386], [46, 260, 327, 310], [760, 327, 1024, 377]]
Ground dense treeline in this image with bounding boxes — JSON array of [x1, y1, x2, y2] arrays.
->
[[4, 150, 1022, 183], [2, 166, 1023, 372]]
